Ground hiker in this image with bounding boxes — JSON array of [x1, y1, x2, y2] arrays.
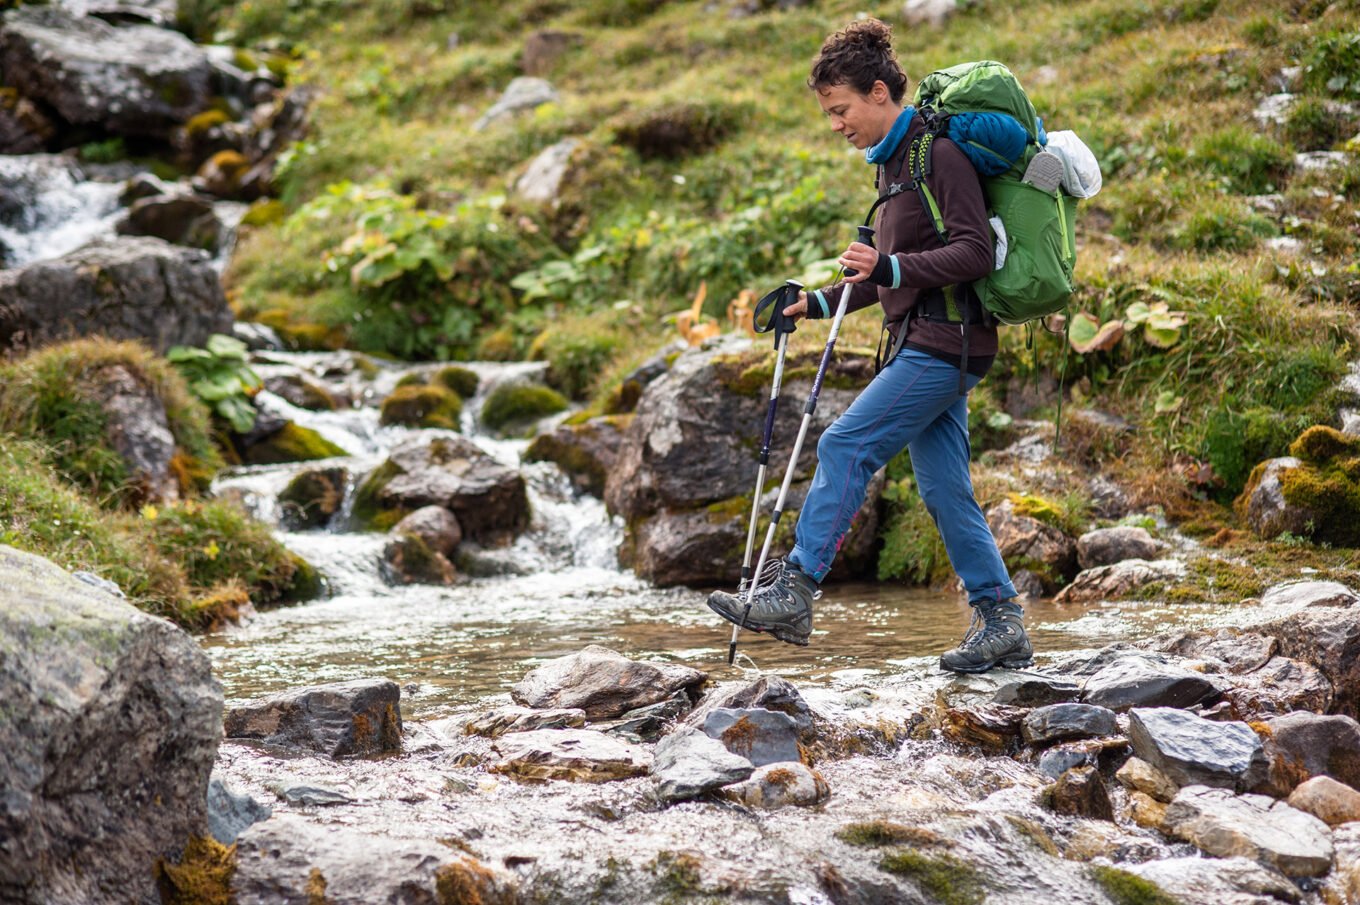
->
[[707, 18, 1032, 674]]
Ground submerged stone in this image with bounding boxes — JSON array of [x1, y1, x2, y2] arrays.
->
[[206, 776, 272, 844], [702, 707, 802, 767], [1124, 856, 1302, 905], [463, 706, 587, 739], [721, 762, 830, 809], [223, 678, 402, 758], [490, 728, 650, 783]]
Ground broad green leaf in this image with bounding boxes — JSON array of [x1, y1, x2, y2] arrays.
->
[[206, 333, 248, 359], [1066, 311, 1100, 350], [1124, 301, 1151, 325], [166, 346, 211, 362], [1154, 390, 1183, 413]]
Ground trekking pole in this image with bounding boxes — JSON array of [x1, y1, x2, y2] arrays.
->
[[738, 280, 802, 592], [728, 226, 876, 666]]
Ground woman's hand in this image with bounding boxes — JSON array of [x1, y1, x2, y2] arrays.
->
[[838, 242, 879, 284], [782, 291, 808, 321]]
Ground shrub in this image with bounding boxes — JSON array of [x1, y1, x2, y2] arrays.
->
[[611, 98, 749, 159], [1284, 96, 1354, 151], [528, 317, 623, 400], [1302, 31, 1360, 97], [1190, 127, 1292, 194], [0, 339, 221, 506]]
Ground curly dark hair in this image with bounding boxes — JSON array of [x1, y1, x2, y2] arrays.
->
[[807, 18, 909, 103]]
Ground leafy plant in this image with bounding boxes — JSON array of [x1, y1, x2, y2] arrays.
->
[[167, 334, 262, 434]]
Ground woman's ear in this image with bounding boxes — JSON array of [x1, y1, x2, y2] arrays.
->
[[871, 80, 890, 103]]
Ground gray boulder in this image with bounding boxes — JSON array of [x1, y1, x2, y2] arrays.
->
[[511, 645, 706, 720], [702, 707, 802, 767], [1082, 655, 1227, 710], [1056, 558, 1185, 604], [116, 192, 222, 250], [474, 76, 558, 130], [514, 137, 579, 204], [986, 498, 1076, 590], [1021, 703, 1117, 746], [234, 813, 515, 904], [1244, 457, 1313, 540], [1164, 785, 1334, 878], [223, 678, 403, 758], [392, 506, 463, 556], [0, 7, 212, 137], [1261, 579, 1360, 611], [992, 675, 1082, 707], [523, 413, 625, 498], [1075, 525, 1161, 569], [0, 92, 54, 154], [1256, 602, 1360, 719], [1155, 629, 1278, 673], [463, 705, 586, 739], [1128, 707, 1267, 792], [90, 362, 180, 503], [1224, 655, 1333, 719], [651, 727, 753, 802], [686, 675, 815, 739], [1125, 856, 1303, 905], [360, 435, 529, 545], [0, 546, 222, 905], [0, 236, 232, 355]]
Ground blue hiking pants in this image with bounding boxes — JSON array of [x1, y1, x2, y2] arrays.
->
[[789, 349, 1017, 605]]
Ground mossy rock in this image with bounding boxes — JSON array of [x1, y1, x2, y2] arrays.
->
[[156, 834, 235, 905], [528, 320, 621, 400], [878, 850, 985, 905], [381, 532, 455, 585], [379, 384, 462, 430], [240, 199, 287, 228], [278, 467, 347, 530], [475, 326, 520, 361], [1089, 866, 1179, 905], [184, 108, 230, 137], [1278, 460, 1360, 546], [480, 383, 568, 432], [434, 365, 480, 399], [1289, 425, 1360, 465], [255, 309, 349, 351], [242, 422, 347, 465], [351, 460, 406, 531]]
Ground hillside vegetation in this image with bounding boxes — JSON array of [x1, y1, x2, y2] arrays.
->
[[216, 0, 1357, 528]]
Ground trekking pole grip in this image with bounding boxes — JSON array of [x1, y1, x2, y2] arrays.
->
[[843, 226, 876, 278]]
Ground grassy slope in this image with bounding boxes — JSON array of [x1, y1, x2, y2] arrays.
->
[[222, 0, 1360, 546]]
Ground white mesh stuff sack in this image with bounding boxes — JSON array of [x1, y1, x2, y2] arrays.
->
[[1045, 130, 1102, 199]]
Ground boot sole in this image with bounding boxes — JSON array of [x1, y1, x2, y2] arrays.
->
[[707, 600, 810, 647], [939, 654, 1035, 674]]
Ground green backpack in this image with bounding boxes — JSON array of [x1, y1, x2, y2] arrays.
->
[[909, 60, 1078, 326]]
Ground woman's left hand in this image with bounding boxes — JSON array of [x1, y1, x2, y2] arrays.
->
[[838, 242, 879, 284]]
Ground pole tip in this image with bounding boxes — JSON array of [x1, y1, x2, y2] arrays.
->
[[727, 641, 737, 666]]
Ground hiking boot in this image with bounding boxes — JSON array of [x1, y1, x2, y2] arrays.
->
[[939, 600, 1034, 673], [708, 559, 818, 646]]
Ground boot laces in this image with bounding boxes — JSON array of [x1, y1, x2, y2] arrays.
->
[[959, 608, 987, 648], [747, 558, 820, 603]]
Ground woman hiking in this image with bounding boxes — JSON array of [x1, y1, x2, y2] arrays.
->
[[707, 18, 1032, 674]]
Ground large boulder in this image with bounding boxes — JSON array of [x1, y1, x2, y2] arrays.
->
[[1075, 525, 1161, 569], [510, 646, 706, 720], [0, 546, 222, 905], [1242, 457, 1311, 539], [356, 435, 529, 545], [1055, 558, 1185, 604], [1127, 708, 1267, 792], [1261, 711, 1360, 794], [0, 236, 232, 354], [1255, 602, 1360, 719], [1163, 785, 1334, 878], [222, 678, 402, 758], [523, 414, 626, 498], [985, 498, 1077, 590], [0, 7, 212, 137], [1125, 856, 1307, 905], [116, 192, 222, 250], [651, 727, 753, 802], [1081, 655, 1227, 711]]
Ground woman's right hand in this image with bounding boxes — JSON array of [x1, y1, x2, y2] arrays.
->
[[783, 291, 808, 322]]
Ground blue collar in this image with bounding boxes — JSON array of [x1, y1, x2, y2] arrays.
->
[[865, 106, 915, 165]]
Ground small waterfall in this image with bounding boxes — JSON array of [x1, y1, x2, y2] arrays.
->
[[0, 155, 123, 267]]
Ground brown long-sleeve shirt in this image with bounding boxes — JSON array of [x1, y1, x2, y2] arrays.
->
[[811, 116, 998, 374]]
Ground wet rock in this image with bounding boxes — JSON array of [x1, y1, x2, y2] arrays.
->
[[1224, 655, 1333, 719], [1010, 569, 1047, 599], [490, 728, 650, 782], [1021, 703, 1118, 746], [702, 707, 802, 767], [1244, 457, 1313, 540], [234, 320, 284, 351], [1288, 775, 1360, 827], [597, 692, 691, 742], [1055, 558, 1186, 604], [721, 762, 829, 809], [206, 775, 272, 845], [223, 678, 403, 758], [1128, 707, 1266, 791], [1261, 711, 1360, 794], [264, 372, 338, 410], [392, 505, 462, 558], [523, 414, 625, 498], [1126, 791, 1168, 829], [1049, 766, 1114, 821], [686, 675, 815, 739], [0, 7, 212, 138], [380, 532, 456, 585], [475, 76, 558, 130], [942, 704, 1025, 750], [463, 705, 587, 739], [1075, 526, 1161, 569], [651, 727, 753, 802], [234, 812, 514, 904], [514, 137, 578, 204], [361, 436, 529, 545], [1257, 603, 1360, 719], [1164, 785, 1334, 877], [511, 645, 706, 720], [1330, 823, 1360, 905], [278, 466, 348, 530], [1082, 655, 1227, 711], [1115, 756, 1179, 803], [0, 236, 232, 355], [281, 784, 352, 806], [1038, 746, 1092, 779], [1125, 856, 1302, 905], [1262, 579, 1360, 611], [116, 192, 221, 250], [1154, 629, 1278, 673], [986, 498, 1076, 590], [992, 675, 1082, 707], [0, 546, 222, 905]]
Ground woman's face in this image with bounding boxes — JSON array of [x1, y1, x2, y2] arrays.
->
[[815, 80, 897, 150]]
